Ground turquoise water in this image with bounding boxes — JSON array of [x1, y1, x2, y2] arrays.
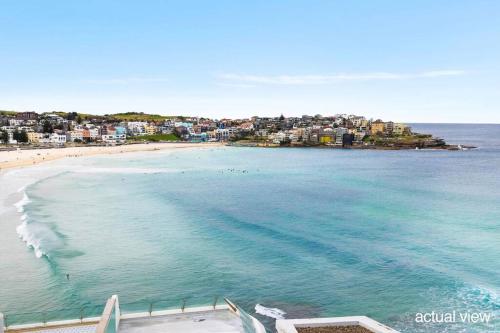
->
[[1, 124, 500, 332]]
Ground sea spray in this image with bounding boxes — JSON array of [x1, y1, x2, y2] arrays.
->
[[255, 304, 286, 319]]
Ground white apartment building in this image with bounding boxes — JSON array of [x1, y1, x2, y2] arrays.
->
[[50, 133, 67, 144], [102, 134, 126, 144], [335, 127, 348, 144]]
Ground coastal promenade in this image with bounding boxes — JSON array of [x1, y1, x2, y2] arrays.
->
[[0, 142, 223, 170]]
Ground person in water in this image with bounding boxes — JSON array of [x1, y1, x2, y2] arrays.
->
[[66, 274, 70, 280]]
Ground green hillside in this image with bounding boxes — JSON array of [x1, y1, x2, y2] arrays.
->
[[109, 112, 176, 122]]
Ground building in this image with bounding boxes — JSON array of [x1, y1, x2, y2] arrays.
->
[[384, 121, 394, 134], [102, 134, 126, 144], [27, 132, 42, 143], [8, 119, 23, 126], [49, 133, 67, 144], [335, 127, 348, 144], [216, 128, 231, 141], [393, 123, 409, 135], [342, 133, 355, 146], [319, 128, 335, 143], [353, 130, 367, 142], [127, 121, 147, 135], [89, 127, 100, 140], [67, 130, 84, 142], [16, 112, 39, 121], [238, 122, 254, 131], [115, 126, 127, 136], [144, 123, 158, 135], [370, 120, 385, 135]]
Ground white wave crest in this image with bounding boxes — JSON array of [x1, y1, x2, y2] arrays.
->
[[255, 304, 286, 319], [14, 192, 30, 213], [16, 219, 46, 258]]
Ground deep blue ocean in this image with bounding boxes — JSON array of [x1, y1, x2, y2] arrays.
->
[[1, 124, 499, 332]]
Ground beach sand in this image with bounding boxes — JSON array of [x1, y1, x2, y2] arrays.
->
[[0, 142, 223, 170]]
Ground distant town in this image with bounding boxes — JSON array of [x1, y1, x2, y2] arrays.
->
[[0, 110, 464, 150]]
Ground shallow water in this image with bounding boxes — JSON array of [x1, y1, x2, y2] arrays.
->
[[1, 124, 499, 332]]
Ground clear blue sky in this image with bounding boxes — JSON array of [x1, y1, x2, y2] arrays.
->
[[1, 0, 499, 122]]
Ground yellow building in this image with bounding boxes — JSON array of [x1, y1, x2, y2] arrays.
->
[[27, 132, 41, 143], [370, 121, 385, 135], [319, 135, 333, 143], [144, 124, 158, 135]]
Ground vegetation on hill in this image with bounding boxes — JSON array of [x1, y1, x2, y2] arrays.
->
[[363, 133, 444, 148], [127, 133, 180, 142], [0, 110, 17, 116], [108, 112, 176, 122], [2, 110, 179, 123]]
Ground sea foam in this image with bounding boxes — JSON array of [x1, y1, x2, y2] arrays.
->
[[255, 304, 286, 319], [16, 219, 46, 259], [14, 192, 30, 213], [14, 191, 47, 258]]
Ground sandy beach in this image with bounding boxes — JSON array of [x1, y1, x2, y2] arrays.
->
[[0, 142, 223, 170]]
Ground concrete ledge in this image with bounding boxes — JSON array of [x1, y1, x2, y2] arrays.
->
[[276, 316, 400, 333], [4, 317, 100, 331], [120, 304, 230, 320]]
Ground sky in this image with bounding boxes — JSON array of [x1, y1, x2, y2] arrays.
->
[[1, 0, 500, 123]]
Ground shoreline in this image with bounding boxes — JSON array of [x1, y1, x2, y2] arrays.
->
[[0, 142, 224, 171], [228, 142, 476, 150]]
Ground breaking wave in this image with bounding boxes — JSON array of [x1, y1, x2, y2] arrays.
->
[[14, 190, 62, 259], [16, 217, 47, 258], [14, 191, 30, 213], [255, 304, 286, 319]]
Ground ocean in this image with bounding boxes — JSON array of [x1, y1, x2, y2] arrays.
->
[[1, 124, 499, 332]]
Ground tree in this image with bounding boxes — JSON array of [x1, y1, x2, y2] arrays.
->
[[67, 112, 78, 120], [12, 129, 20, 142], [43, 120, 54, 133], [0, 130, 8, 144], [12, 130, 28, 143], [76, 115, 82, 124], [19, 130, 29, 143]]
